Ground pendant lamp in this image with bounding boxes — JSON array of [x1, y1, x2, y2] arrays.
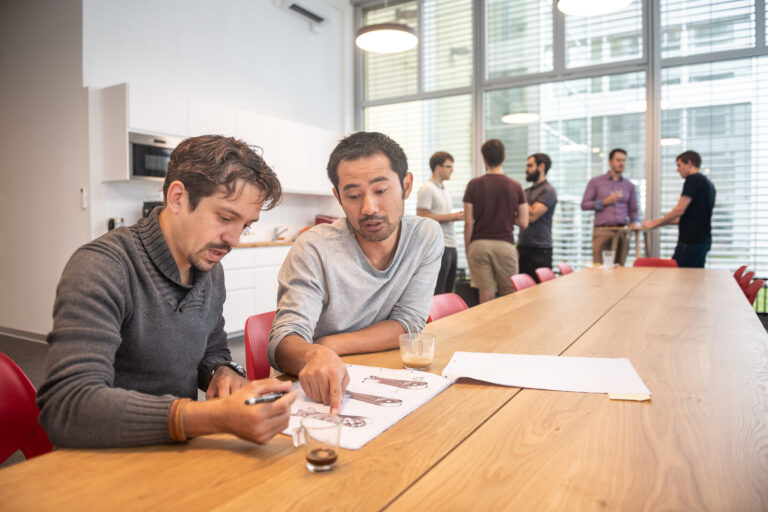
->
[[557, 0, 633, 17], [356, 22, 418, 54]]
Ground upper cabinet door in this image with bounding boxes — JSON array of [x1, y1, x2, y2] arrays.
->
[[235, 109, 280, 170], [188, 97, 236, 137], [127, 84, 188, 137]]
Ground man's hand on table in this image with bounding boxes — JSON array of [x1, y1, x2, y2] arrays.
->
[[206, 365, 250, 400], [298, 343, 350, 414], [215, 379, 296, 444]]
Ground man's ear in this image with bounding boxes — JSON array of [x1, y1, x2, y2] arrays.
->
[[165, 181, 187, 214], [402, 172, 414, 200]]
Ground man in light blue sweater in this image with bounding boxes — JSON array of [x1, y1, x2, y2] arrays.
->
[[269, 132, 443, 414]]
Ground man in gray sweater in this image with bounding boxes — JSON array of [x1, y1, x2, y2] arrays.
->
[[37, 135, 296, 448], [269, 132, 443, 414]]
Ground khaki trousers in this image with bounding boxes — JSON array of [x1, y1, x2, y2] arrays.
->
[[592, 226, 630, 266], [467, 239, 518, 296]]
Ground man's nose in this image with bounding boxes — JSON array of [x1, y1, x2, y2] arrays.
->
[[361, 193, 379, 216], [222, 227, 240, 248]]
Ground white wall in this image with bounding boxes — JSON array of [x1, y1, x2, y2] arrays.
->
[[0, 0, 91, 338]]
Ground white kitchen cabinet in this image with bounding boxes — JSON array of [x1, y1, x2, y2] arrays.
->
[[235, 109, 280, 171], [188, 97, 237, 137], [128, 83, 188, 137], [274, 119, 337, 196], [221, 245, 291, 336]]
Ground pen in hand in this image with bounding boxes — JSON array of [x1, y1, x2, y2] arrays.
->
[[244, 392, 287, 405]]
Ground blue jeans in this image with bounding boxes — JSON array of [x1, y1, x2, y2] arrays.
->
[[673, 242, 711, 268]]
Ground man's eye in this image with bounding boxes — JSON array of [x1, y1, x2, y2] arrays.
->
[[346, 195, 360, 200], [220, 215, 231, 222], [375, 188, 388, 194]]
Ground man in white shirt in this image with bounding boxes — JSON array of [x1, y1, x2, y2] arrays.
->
[[416, 152, 464, 294]]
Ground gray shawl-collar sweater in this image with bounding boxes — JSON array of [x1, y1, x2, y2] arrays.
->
[[37, 207, 232, 447]]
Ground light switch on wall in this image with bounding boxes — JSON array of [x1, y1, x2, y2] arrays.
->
[[80, 186, 88, 210]]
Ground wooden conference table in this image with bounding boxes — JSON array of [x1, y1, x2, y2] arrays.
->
[[2, 268, 767, 511]]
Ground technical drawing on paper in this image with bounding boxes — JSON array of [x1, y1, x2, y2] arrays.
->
[[362, 375, 428, 389], [292, 407, 370, 428], [283, 364, 453, 450]]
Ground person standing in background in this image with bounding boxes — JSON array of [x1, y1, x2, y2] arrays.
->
[[417, 151, 464, 294], [581, 148, 640, 266], [463, 139, 528, 304], [518, 153, 557, 281], [642, 150, 716, 268]]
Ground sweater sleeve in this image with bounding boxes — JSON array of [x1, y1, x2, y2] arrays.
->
[[388, 219, 443, 333], [36, 247, 175, 448], [267, 234, 327, 371]]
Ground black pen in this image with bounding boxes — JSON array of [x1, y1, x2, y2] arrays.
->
[[244, 392, 287, 405]]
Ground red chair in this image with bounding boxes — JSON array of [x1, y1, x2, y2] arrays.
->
[[557, 263, 574, 275], [738, 271, 755, 293], [745, 279, 765, 306], [510, 273, 536, 291], [244, 311, 276, 380], [0, 352, 53, 463], [427, 293, 469, 323], [632, 257, 678, 268], [733, 265, 747, 282], [535, 267, 556, 283]]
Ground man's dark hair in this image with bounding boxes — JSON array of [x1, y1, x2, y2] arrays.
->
[[529, 153, 552, 174], [327, 131, 408, 191], [609, 148, 627, 161], [676, 150, 702, 168], [164, 135, 282, 211], [481, 139, 505, 167], [429, 151, 454, 172]]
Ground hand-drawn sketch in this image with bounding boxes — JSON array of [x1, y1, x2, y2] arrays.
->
[[292, 407, 371, 428], [345, 390, 402, 407], [283, 364, 453, 450], [363, 375, 428, 389]]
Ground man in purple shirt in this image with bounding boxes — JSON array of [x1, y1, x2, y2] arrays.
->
[[581, 148, 641, 266]]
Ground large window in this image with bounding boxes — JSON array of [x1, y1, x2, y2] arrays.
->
[[359, 0, 768, 277]]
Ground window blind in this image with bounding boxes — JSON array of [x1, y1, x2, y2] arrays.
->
[[486, 0, 553, 79], [565, 0, 643, 68], [661, 0, 755, 58]]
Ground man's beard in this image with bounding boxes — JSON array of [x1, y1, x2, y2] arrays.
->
[[526, 170, 540, 183], [353, 214, 399, 243], [190, 242, 231, 272]]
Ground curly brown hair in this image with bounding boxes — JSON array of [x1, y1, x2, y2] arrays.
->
[[163, 135, 282, 210]]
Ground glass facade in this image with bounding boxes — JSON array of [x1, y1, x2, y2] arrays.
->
[[359, 0, 768, 277]]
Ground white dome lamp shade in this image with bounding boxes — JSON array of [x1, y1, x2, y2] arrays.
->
[[557, 0, 633, 17], [356, 23, 418, 54]]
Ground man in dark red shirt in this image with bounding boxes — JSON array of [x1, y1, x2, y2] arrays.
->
[[463, 139, 529, 303]]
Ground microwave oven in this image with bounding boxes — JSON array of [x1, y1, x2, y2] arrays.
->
[[129, 132, 182, 180]]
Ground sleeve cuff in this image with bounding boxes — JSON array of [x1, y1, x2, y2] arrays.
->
[[595, 199, 604, 211]]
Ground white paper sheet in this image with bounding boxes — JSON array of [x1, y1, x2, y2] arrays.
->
[[441, 352, 651, 396], [283, 364, 453, 450]]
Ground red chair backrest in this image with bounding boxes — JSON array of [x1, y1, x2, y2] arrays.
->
[[633, 257, 678, 268], [244, 311, 276, 381], [733, 265, 747, 282], [427, 293, 469, 323], [738, 271, 755, 292], [535, 267, 556, 282], [0, 352, 53, 463], [510, 273, 536, 291], [745, 279, 764, 306], [557, 263, 574, 275]]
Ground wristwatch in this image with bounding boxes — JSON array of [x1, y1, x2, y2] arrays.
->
[[209, 361, 247, 383]]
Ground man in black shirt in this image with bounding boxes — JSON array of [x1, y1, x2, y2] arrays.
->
[[642, 150, 716, 267]]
